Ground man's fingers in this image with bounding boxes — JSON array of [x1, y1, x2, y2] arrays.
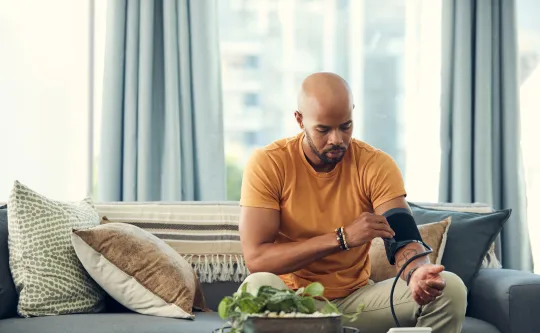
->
[[369, 215, 392, 227], [414, 289, 432, 304], [426, 279, 446, 290], [428, 265, 445, 274], [368, 215, 396, 237], [368, 214, 389, 223], [412, 293, 424, 305], [370, 221, 395, 237], [419, 281, 442, 297], [374, 230, 395, 239]]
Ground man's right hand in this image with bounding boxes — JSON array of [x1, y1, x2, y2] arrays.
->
[[240, 206, 346, 274], [344, 212, 395, 248]]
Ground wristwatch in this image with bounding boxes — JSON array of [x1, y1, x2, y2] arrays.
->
[[406, 267, 419, 286]]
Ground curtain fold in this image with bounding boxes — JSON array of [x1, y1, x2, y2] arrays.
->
[[440, 0, 533, 271], [98, 0, 225, 202]]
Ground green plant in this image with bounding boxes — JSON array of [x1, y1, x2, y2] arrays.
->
[[217, 282, 363, 333], [226, 159, 243, 201]]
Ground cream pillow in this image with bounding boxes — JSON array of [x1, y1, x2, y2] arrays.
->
[[7, 181, 105, 317], [71, 222, 206, 319], [369, 217, 451, 282]]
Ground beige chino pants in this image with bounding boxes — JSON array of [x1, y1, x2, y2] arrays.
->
[[239, 271, 467, 333]]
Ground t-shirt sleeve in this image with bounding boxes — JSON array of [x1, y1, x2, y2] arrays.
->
[[364, 150, 407, 209], [239, 149, 282, 211]]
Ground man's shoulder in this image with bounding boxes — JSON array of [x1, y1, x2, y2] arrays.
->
[[249, 133, 301, 163], [349, 141, 402, 189], [349, 138, 382, 161], [349, 139, 399, 171]]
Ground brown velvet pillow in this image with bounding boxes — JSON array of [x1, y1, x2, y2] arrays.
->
[[369, 217, 451, 283], [71, 222, 206, 319]]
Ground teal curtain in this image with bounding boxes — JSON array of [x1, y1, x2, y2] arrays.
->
[[98, 0, 225, 201], [440, 0, 533, 271]]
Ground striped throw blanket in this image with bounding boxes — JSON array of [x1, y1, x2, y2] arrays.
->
[[94, 202, 248, 283]]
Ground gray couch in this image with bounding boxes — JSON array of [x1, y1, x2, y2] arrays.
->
[[1, 201, 540, 333]]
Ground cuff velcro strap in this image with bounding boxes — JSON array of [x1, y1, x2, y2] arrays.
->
[[381, 208, 430, 265]]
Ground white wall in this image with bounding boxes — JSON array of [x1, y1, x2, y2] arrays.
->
[[0, 0, 91, 201]]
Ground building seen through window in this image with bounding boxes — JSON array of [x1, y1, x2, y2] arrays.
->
[[218, 0, 443, 202]]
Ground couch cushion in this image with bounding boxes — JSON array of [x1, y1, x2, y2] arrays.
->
[[462, 316, 500, 333], [0, 205, 18, 319], [0, 312, 226, 333], [0, 313, 499, 333], [201, 282, 241, 311], [409, 202, 510, 290]]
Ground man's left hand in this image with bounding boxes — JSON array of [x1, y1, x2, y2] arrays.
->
[[408, 264, 446, 306]]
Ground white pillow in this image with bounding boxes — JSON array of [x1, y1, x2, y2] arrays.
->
[[7, 181, 105, 317], [71, 221, 206, 319]]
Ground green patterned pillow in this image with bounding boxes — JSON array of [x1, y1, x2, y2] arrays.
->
[[7, 181, 105, 317]]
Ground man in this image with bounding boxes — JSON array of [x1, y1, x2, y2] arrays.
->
[[238, 72, 467, 332]]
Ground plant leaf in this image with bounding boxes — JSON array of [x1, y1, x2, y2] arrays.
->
[[319, 296, 340, 315], [343, 303, 364, 322], [279, 298, 296, 313], [267, 291, 295, 304], [218, 296, 234, 319], [257, 285, 281, 298], [238, 297, 260, 314], [295, 287, 305, 295], [299, 297, 316, 313], [321, 302, 339, 314], [304, 282, 324, 297]]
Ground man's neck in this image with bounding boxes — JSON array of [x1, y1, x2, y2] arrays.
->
[[301, 141, 336, 173]]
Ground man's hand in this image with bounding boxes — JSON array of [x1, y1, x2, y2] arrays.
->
[[240, 207, 344, 274], [408, 264, 446, 306], [344, 212, 395, 248]]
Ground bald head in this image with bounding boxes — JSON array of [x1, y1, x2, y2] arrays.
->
[[295, 72, 355, 169], [297, 72, 354, 117]]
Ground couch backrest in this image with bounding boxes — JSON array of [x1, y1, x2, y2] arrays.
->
[[0, 201, 496, 312], [93, 201, 496, 310]]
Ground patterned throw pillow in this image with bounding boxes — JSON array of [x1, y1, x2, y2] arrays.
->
[[71, 221, 206, 318], [7, 181, 105, 317], [369, 217, 451, 283]]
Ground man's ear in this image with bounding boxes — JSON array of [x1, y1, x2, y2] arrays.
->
[[294, 111, 304, 129]]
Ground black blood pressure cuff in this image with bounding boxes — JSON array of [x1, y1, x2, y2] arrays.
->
[[382, 208, 431, 265]]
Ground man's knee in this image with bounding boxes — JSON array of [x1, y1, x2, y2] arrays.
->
[[437, 271, 467, 316], [239, 272, 288, 295]]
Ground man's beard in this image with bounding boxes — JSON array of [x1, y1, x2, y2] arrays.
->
[[305, 130, 346, 165]]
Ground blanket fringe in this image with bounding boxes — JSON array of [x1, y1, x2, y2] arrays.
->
[[184, 254, 249, 283]]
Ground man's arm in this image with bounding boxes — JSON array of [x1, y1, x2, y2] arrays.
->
[[239, 206, 395, 275], [373, 196, 430, 281], [239, 207, 341, 275]]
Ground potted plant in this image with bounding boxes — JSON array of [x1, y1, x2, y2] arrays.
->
[[215, 282, 363, 333]]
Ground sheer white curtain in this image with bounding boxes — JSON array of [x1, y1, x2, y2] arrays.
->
[[402, 0, 442, 202], [0, 0, 92, 201], [517, 0, 540, 272]]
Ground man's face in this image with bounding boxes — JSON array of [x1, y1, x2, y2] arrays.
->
[[299, 112, 353, 165]]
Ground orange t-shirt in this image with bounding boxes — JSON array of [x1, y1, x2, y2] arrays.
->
[[239, 132, 407, 300]]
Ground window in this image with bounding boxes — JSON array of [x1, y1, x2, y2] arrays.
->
[[244, 55, 260, 69], [243, 93, 260, 107], [92, 0, 107, 198], [0, 0, 92, 201], [244, 131, 258, 146], [517, 0, 540, 273], [218, 0, 443, 202]]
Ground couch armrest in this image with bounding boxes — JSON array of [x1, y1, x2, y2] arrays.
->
[[467, 268, 540, 333]]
